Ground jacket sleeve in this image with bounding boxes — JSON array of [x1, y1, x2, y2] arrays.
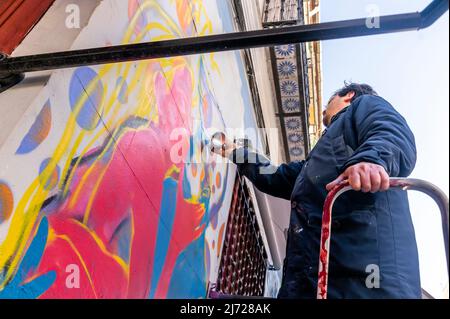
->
[[341, 95, 417, 177], [230, 147, 304, 200]]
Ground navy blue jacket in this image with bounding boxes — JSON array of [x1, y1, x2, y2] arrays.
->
[[231, 95, 421, 298]]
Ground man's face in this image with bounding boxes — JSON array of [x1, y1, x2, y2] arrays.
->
[[322, 91, 356, 127]]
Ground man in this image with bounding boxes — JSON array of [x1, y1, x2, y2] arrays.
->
[[212, 83, 421, 298]]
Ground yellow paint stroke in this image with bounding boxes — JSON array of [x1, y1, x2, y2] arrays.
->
[[59, 14, 162, 195], [59, 132, 86, 191], [72, 219, 129, 275], [81, 161, 110, 225], [67, 131, 117, 209], [61, 13, 177, 198], [0, 0, 219, 290], [164, 164, 180, 180], [61, 63, 143, 195], [123, 0, 182, 44], [0, 67, 114, 287], [58, 79, 112, 191], [66, 60, 156, 206]]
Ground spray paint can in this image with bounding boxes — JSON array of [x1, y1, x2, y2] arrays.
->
[[209, 132, 253, 153]]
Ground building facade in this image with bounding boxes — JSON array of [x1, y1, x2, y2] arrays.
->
[[0, 0, 321, 298]]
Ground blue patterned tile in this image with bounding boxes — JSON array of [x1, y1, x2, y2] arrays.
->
[[289, 146, 304, 157], [285, 118, 301, 130], [277, 60, 297, 77], [282, 98, 301, 112], [280, 80, 298, 96], [288, 132, 303, 143], [275, 44, 296, 57]]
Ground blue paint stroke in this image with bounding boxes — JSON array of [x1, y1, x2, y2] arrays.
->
[[69, 67, 104, 131], [148, 176, 178, 298], [166, 232, 207, 299], [16, 100, 51, 154], [38, 158, 60, 191], [0, 217, 56, 299], [110, 212, 133, 264]]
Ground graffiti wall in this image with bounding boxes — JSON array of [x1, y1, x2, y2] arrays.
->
[[0, 0, 260, 298]]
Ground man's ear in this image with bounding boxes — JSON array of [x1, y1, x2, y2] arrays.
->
[[344, 91, 356, 103]]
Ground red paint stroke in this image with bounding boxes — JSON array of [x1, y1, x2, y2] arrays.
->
[[31, 66, 203, 299]]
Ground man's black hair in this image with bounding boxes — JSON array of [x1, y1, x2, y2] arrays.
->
[[334, 82, 378, 103]]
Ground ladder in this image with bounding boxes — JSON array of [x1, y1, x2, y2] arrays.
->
[[317, 178, 449, 299], [208, 178, 449, 299]]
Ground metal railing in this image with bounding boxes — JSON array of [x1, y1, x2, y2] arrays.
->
[[317, 178, 449, 299]]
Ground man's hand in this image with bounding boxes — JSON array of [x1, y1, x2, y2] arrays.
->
[[326, 162, 390, 193]]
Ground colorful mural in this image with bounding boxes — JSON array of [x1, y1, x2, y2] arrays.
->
[[0, 0, 257, 298]]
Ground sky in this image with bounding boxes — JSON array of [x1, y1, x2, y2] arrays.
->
[[321, 0, 449, 298]]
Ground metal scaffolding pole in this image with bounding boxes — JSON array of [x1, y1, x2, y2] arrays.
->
[[0, 0, 448, 92]]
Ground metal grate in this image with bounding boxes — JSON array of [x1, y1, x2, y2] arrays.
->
[[215, 175, 267, 297]]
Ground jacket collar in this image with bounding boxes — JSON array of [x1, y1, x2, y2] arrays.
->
[[329, 105, 349, 125]]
